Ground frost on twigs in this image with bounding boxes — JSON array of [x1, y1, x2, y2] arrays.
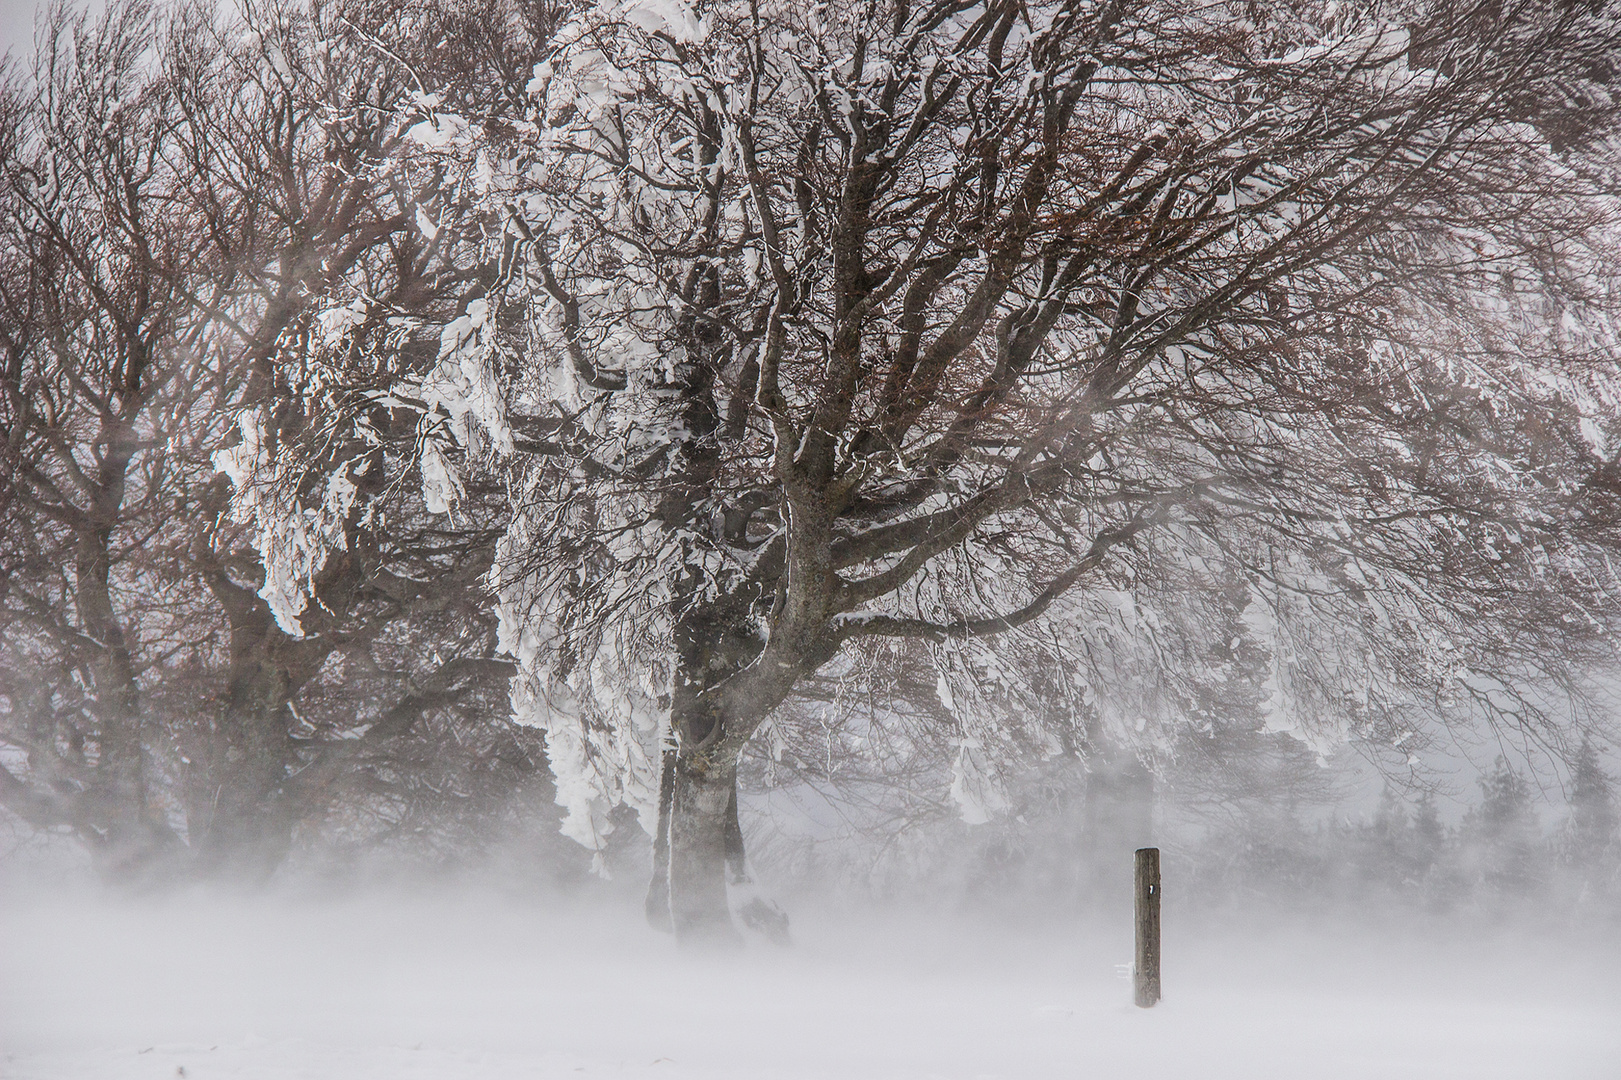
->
[[213, 409, 363, 638], [327, 0, 1621, 852], [408, 296, 518, 518], [419, 298, 516, 457], [950, 739, 1010, 825], [491, 503, 675, 854]]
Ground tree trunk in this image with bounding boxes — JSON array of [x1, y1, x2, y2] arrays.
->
[[1082, 735, 1154, 907], [666, 753, 741, 946], [84, 642, 178, 883], [76, 526, 180, 884], [1084, 755, 1154, 849], [188, 567, 332, 885], [91, 808, 182, 885], [187, 666, 299, 884], [645, 750, 677, 932], [723, 781, 748, 885]]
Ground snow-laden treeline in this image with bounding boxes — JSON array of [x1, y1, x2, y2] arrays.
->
[[2, 0, 1621, 939]]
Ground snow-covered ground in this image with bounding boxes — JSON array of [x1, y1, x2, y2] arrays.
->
[[2, 885, 1617, 1079]]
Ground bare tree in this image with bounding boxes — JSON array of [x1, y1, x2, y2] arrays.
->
[[0, 0, 207, 876], [0, 0, 565, 883]]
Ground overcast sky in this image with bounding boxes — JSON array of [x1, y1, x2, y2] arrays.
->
[[3, 0, 39, 61]]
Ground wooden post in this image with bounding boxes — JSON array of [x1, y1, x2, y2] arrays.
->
[[1134, 847, 1161, 1008]]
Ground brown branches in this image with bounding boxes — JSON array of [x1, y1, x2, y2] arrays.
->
[[836, 513, 1155, 642]]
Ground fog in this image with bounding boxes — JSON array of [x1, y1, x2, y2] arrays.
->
[[3, 870, 1618, 1080], [4, 728, 1620, 1078], [3, 0, 1621, 1073]]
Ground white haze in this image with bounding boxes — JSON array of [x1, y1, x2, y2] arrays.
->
[[2, 880, 1617, 1079]]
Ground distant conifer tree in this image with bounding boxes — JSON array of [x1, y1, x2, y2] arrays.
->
[[1565, 740, 1618, 900], [1463, 758, 1543, 898]]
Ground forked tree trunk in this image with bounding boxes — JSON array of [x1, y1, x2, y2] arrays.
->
[[644, 553, 814, 944]]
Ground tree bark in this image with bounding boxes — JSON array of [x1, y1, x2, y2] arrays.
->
[[723, 781, 748, 885], [187, 658, 300, 883], [186, 574, 326, 885], [76, 504, 181, 883], [666, 752, 741, 946], [645, 749, 677, 932]]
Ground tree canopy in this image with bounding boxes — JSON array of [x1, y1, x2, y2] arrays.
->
[[2, 0, 1619, 935]]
